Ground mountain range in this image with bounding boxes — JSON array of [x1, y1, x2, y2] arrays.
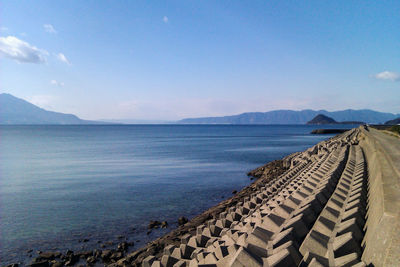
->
[[0, 93, 100, 125], [1, 93, 399, 125], [179, 109, 399, 124]]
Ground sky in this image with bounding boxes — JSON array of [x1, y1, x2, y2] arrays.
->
[[0, 0, 399, 120]]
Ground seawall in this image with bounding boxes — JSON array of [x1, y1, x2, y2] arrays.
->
[[132, 126, 400, 267]]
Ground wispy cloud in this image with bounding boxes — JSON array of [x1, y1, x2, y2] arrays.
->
[[374, 71, 400, 82], [43, 24, 57, 34], [50, 80, 65, 87], [56, 53, 70, 65], [0, 36, 48, 63], [163, 16, 169, 23], [29, 95, 56, 109], [0, 26, 8, 32]]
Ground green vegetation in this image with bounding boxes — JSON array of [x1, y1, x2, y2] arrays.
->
[[389, 125, 400, 135]]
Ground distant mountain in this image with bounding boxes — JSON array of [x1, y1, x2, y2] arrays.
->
[[385, 117, 400, 125], [0, 93, 101, 125], [307, 114, 337, 125], [179, 109, 399, 124], [307, 114, 365, 125]]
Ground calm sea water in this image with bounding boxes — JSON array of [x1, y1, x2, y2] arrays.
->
[[0, 124, 344, 264]]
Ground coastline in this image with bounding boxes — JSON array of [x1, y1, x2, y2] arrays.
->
[[9, 126, 400, 266]]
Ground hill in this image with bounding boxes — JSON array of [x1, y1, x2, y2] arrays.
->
[[0, 93, 100, 125], [179, 109, 397, 124], [385, 117, 400, 125], [307, 114, 337, 125]]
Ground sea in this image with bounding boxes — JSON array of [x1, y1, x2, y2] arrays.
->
[[0, 124, 351, 265]]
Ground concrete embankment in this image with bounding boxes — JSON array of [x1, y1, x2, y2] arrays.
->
[[130, 126, 400, 267]]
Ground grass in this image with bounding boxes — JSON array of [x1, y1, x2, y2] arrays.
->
[[389, 125, 400, 135]]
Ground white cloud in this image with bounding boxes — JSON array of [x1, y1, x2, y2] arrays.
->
[[50, 80, 65, 87], [163, 16, 169, 23], [56, 53, 70, 65], [43, 24, 57, 34], [29, 95, 56, 109], [0, 36, 48, 63], [374, 71, 400, 82]]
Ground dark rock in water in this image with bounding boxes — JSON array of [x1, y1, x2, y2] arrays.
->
[[50, 261, 62, 267], [37, 251, 61, 260], [63, 254, 79, 266], [232, 190, 237, 194], [110, 251, 123, 261], [76, 250, 93, 259], [6, 264, 19, 267], [148, 220, 161, 229], [147, 230, 152, 235], [311, 129, 349, 134], [86, 256, 96, 264], [161, 221, 168, 228], [29, 260, 50, 267], [65, 250, 73, 256], [82, 238, 89, 242], [178, 216, 189, 225], [27, 249, 33, 253], [93, 249, 102, 258], [117, 235, 124, 239], [117, 241, 132, 251], [101, 250, 112, 260]]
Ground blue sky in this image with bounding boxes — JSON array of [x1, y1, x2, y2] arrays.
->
[[0, 1, 399, 120]]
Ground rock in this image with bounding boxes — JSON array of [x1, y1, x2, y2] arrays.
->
[[64, 254, 79, 266], [82, 238, 89, 242], [232, 190, 237, 194], [50, 261, 62, 267], [6, 264, 19, 267], [27, 249, 33, 253], [101, 250, 113, 261], [110, 251, 123, 261], [117, 235, 124, 239], [148, 220, 161, 229], [29, 260, 49, 267], [36, 251, 61, 261], [147, 230, 152, 235], [93, 249, 102, 258], [117, 241, 129, 251], [76, 250, 92, 259], [178, 216, 188, 226], [161, 221, 168, 228], [86, 256, 96, 264]]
